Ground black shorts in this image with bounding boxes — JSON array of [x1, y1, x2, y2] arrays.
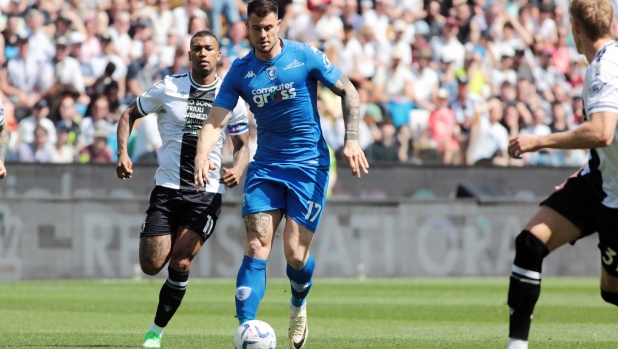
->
[[141, 186, 222, 241], [541, 175, 618, 276]]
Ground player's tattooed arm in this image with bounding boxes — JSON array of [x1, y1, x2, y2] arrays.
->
[[0, 125, 8, 179], [329, 74, 369, 178], [329, 74, 360, 141], [116, 101, 144, 180], [221, 131, 250, 188], [243, 213, 270, 238]]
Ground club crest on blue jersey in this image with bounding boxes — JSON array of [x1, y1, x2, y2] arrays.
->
[[266, 66, 277, 81]]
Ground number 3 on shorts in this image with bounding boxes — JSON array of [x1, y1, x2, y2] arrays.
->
[[305, 200, 322, 222], [603, 247, 618, 270]]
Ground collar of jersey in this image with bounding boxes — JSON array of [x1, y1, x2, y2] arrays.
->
[[593, 40, 618, 62], [189, 73, 220, 90]]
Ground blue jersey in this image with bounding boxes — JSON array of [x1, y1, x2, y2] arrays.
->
[[213, 39, 342, 169]]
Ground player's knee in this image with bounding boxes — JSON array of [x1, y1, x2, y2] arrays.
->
[[285, 251, 306, 270], [169, 257, 191, 272], [245, 238, 270, 258], [140, 260, 165, 276], [514, 230, 549, 266], [601, 289, 618, 307]]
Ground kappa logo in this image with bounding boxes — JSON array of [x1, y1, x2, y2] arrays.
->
[[266, 66, 277, 81], [244, 71, 256, 79], [284, 59, 305, 70]]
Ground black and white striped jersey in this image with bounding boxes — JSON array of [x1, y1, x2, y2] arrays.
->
[[136, 73, 248, 193], [580, 40, 618, 208]]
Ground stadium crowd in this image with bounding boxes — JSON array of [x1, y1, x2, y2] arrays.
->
[[0, 0, 601, 166]]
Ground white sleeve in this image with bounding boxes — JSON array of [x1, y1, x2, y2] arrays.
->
[[136, 79, 165, 116], [227, 98, 249, 136], [587, 64, 618, 116]]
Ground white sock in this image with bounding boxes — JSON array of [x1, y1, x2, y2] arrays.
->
[[290, 301, 307, 313], [507, 338, 528, 349], [148, 323, 164, 337]]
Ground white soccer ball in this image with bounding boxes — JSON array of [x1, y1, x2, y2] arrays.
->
[[233, 320, 277, 349]]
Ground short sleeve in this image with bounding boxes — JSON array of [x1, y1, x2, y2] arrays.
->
[[227, 98, 249, 136], [213, 65, 242, 111], [136, 79, 165, 116], [587, 63, 618, 116], [306, 45, 342, 89]]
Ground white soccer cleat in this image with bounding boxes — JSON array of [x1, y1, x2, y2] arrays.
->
[[288, 302, 308, 349], [508, 338, 528, 349]]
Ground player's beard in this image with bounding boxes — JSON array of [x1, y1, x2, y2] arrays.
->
[[254, 38, 277, 54]]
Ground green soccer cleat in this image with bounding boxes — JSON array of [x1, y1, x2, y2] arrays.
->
[[142, 332, 162, 348]]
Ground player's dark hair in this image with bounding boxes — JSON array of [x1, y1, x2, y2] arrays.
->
[[247, 0, 278, 18], [190, 30, 219, 48]]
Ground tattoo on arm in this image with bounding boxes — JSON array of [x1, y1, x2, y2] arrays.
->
[[243, 213, 271, 238], [330, 75, 360, 141], [0, 126, 8, 162]]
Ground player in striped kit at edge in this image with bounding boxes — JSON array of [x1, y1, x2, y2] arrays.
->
[[507, 0, 618, 347]]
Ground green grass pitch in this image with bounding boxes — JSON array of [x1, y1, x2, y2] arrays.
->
[[0, 278, 615, 348]]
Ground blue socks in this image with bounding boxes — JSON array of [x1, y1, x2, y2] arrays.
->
[[286, 254, 315, 307], [235, 255, 267, 324]]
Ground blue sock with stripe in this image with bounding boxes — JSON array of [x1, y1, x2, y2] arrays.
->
[[286, 254, 315, 307], [235, 255, 267, 324]]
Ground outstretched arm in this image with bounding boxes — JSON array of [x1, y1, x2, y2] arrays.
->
[[194, 106, 233, 190], [116, 101, 144, 180], [509, 111, 618, 158], [329, 74, 369, 178], [0, 125, 8, 179]]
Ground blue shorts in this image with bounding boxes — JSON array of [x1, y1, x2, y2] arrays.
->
[[242, 162, 329, 233]]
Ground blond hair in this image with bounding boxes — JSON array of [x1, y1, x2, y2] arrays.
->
[[569, 0, 613, 40]]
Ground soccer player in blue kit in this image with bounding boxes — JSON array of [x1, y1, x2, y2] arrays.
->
[[193, 0, 368, 347]]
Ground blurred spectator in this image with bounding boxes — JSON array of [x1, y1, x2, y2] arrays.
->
[[54, 94, 83, 149], [132, 113, 162, 162], [331, 23, 364, 85], [449, 75, 486, 157], [412, 47, 439, 111], [423, 88, 460, 164], [430, 17, 465, 69], [53, 37, 86, 95], [1, 33, 53, 107], [78, 125, 113, 163], [362, 0, 389, 43], [209, 0, 240, 39], [90, 33, 127, 99], [53, 125, 76, 163], [79, 15, 101, 65], [150, 0, 175, 48], [341, 0, 363, 33], [373, 45, 415, 128], [490, 47, 517, 96], [157, 46, 188, 80], [466, 98, 511, 166], [533, 48, 566, 103], [173, 0, 207, 39], [125, 40, 158, 102], [315, 4, 344, 43], [391, 19, 412, 66], [286, 4, 320, 46], [16, 126, 55, 162], [25, 8, 55, 63], [220, 21, 251, 63], [17, 99, 56, 145], [3, 14, 21, 61], [107, 11, 133, 63], [426, 1, 445, 40], [80, 95, 110, 146], [366, 121, 400, 162]]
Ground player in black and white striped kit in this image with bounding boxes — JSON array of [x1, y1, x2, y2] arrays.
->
[[116, 30, 250, 349], [506, 1, 618, 348]]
